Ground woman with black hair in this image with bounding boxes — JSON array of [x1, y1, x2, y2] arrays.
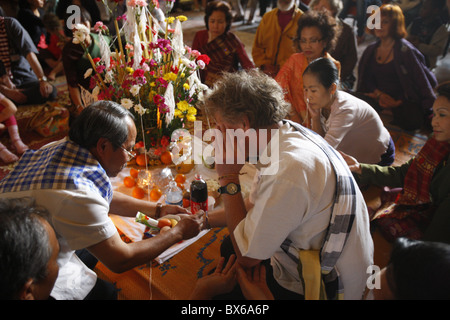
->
[[368, 237, 450, 300], [342, 82, 450, 245], [275, 10, 340, 127], [191, 1, 254, 87], [303, 57, 395, 165]]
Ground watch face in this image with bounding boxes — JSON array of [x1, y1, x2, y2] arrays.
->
[[227, 183, 238, 194]]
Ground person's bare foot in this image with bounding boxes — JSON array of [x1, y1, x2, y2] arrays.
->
[[0, 147, 19, 164], [11, 138, 29, 156]]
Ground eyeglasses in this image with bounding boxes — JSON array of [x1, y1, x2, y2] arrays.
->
[[299, 38, 323, 45], [121, 146, 136, 160]]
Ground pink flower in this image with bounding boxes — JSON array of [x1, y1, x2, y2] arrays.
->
[[127, 0, 147, 6], [96, 65, 105, 73], [153, 94, 164, 105], [117, 14, 127, 21], [93, 21, 108, 33], [133, 69, 145, 79], [156, 77, 168, 88], [190, 50, 200, 58], [141, 62, 150, 72]]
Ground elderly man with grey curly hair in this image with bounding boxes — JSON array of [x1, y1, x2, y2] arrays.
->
[[203, 70, 373, 300]]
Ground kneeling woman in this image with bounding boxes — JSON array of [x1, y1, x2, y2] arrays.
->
[[303, 57, 395, 165]]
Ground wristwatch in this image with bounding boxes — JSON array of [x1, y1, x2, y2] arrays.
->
[[38, 76, 48, 82], [218, 182, 241, 195]]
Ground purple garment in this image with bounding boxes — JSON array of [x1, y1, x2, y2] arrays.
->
[[370, 60, 403, 100], [357, 38, 437, 114]]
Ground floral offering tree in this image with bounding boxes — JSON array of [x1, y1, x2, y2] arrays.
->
[[73, 0, 209, 161]]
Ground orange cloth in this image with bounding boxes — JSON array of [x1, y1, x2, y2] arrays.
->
[[275, 52, 341, 127]]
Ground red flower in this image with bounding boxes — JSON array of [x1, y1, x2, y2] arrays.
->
[[133, 69, 145, 79], [196, 54, 211, 65], [93, 57, 101, 64], [153, 94, 164, 105]]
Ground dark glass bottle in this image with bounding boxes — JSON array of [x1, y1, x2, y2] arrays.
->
[[190, 174, 208, 214]]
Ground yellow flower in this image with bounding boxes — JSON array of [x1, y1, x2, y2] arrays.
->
[[174, 109, 183, 118], [176, 15, 188, 22], [176, 100, 189, 112], [163, 72, 177, 82], [150, 82, 156, 87], [183, 83, 190, 90], [187, 106, 197, 115], [126, 67, 134, 74], [166, 17, 175, 24], [186, 115, 196, 122], [180, 72, 185, 78]]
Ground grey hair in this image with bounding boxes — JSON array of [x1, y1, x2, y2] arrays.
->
[[69, 100, 135, 150], [0, 197, 51, 299], [309, 0, 343, 17], [199, 70, 289, 128]]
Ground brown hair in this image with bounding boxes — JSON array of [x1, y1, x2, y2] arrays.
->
[[368, 4, 407, 39]]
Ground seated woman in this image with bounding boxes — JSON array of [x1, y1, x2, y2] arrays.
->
[[0, 16, 56, 105], [304, 57, 395, 165], [275, 10, 341, 127], [309, 0, 358, 91], [191, 1, 255, 87], [356, 4, 437, 131], [0, 92, 28, 164], [341, 81, 450, 245], [62, 8, 111, 116]]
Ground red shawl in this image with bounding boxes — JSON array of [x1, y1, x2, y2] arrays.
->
[[398, 137, 450, 205]]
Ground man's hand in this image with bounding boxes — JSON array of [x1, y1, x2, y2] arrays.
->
[[338, 150, 362, 174], [160, 204, 190, 217], [236, 263, 274, 300], [173, 211, 204, 240], [39, 80, 53, 98], [190, 255, 237, 299]]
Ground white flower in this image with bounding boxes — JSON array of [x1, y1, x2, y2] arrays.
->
[[197, 60, 205, 70], [84, 68, 93, 79], [180, 57, 195, 69], [134, 103, 146, 115], [130, 85, 141, 97], [74, 23, 90, 34], [121, 98, 133, 110], [72, 24, 90, 45]]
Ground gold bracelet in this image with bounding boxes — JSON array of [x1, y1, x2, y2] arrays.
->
[[155, 203, 163, 219], [218, 172, 246, 181]]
